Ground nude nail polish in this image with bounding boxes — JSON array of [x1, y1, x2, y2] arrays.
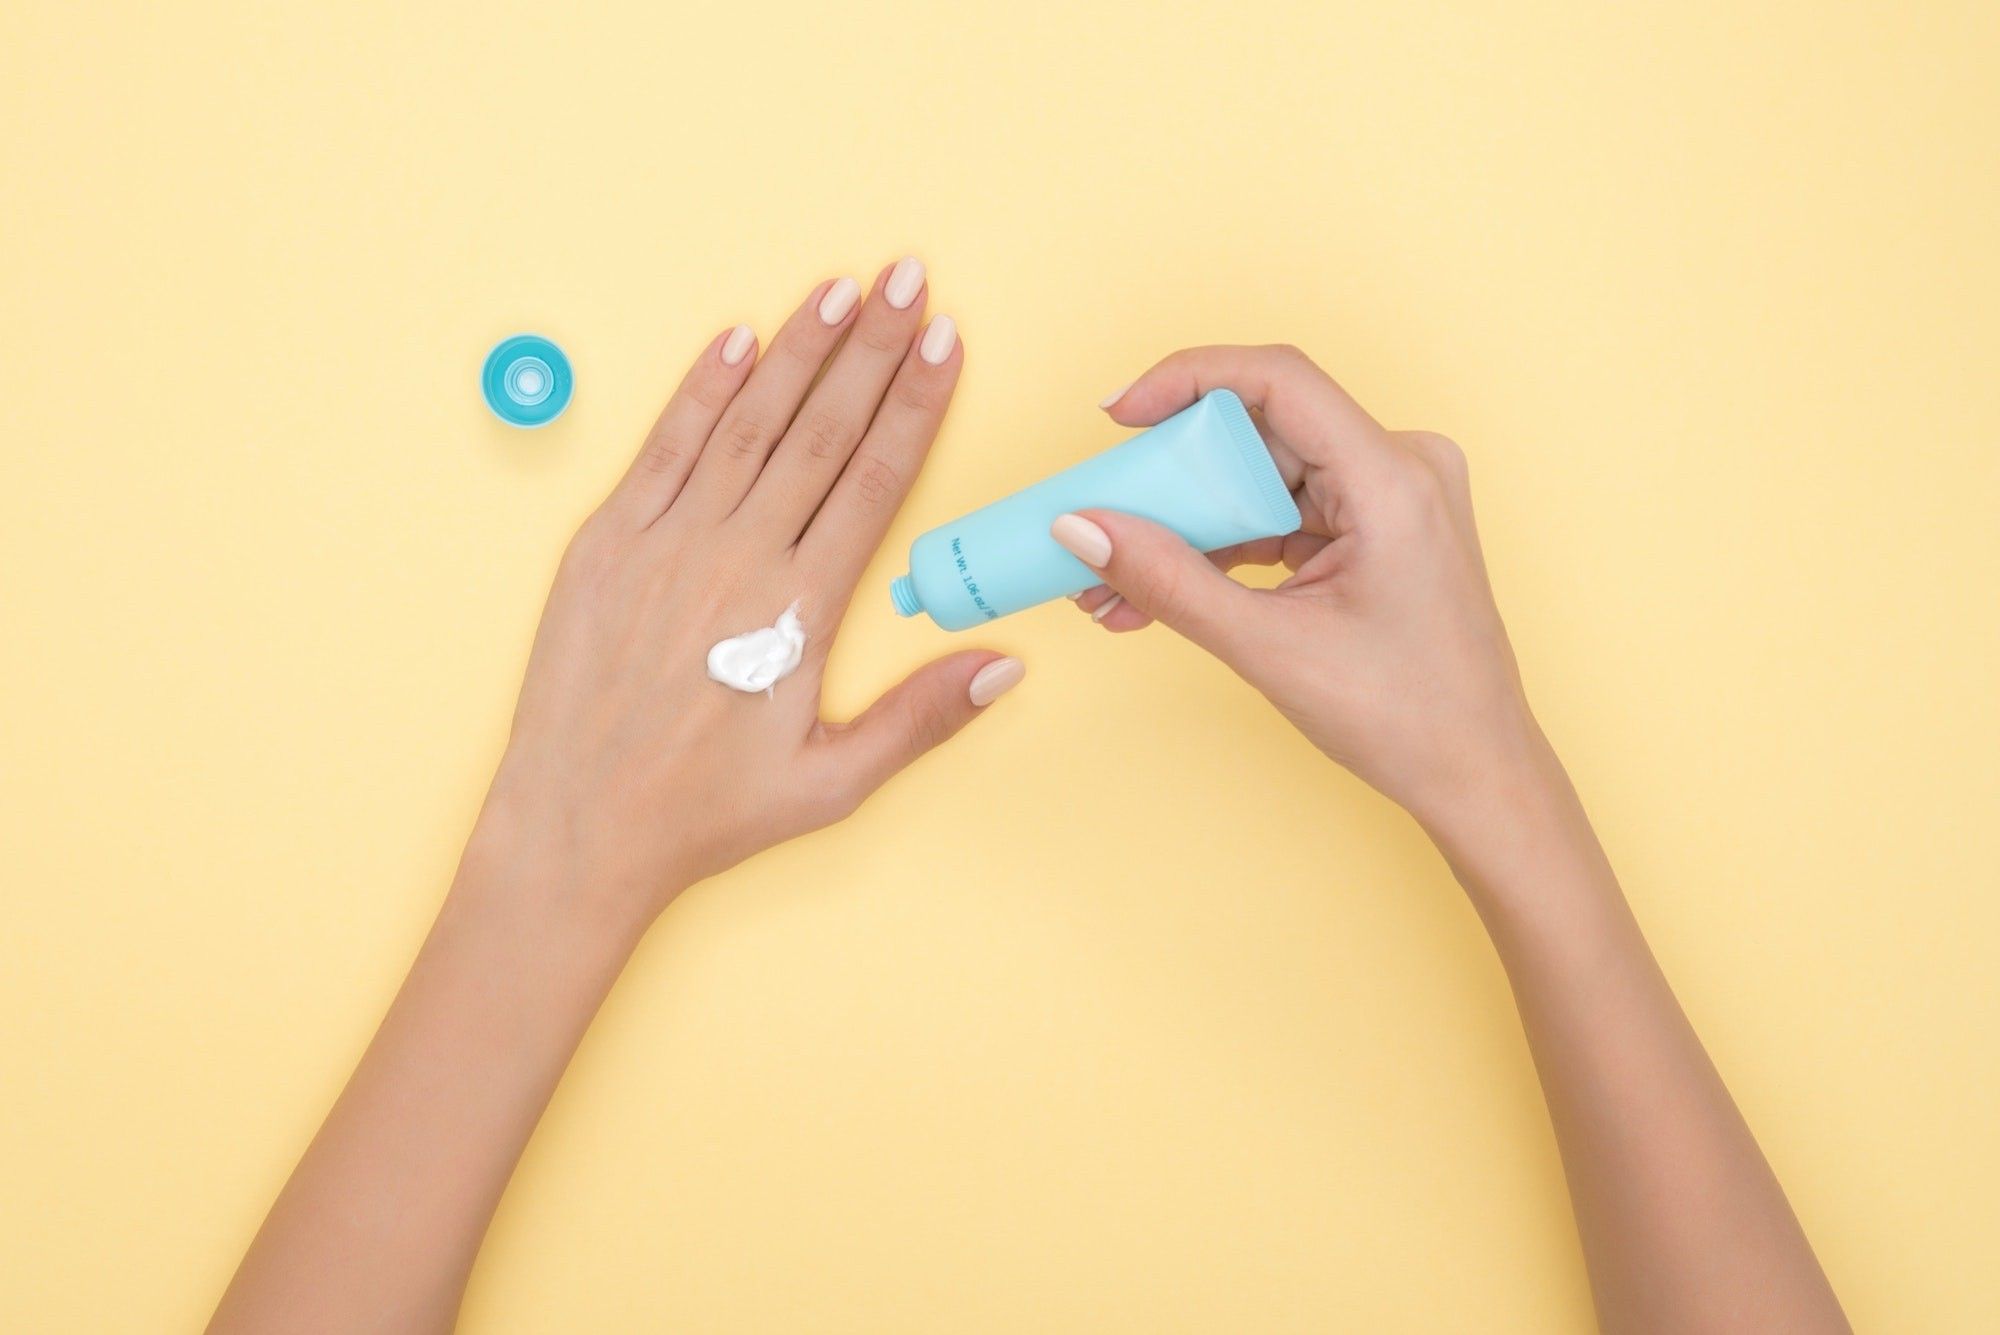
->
[[919, 315, 957, 365], [720, 324, 755, 366], [885, 256, 926, 310], [1089, 593, 1124, 623], [968, 657, 1025, 707], [818, 277, 861, 325], [1049, 513, 1112, 568], [1099, 381, 1134, 411]]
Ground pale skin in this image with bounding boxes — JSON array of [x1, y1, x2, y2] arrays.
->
[[1066, 347, 1848, 1332], [212, 265, 1845, 1333]]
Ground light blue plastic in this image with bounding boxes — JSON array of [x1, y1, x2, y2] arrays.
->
[[481, 334, 573, 427], [890, 389, 1300, 631]]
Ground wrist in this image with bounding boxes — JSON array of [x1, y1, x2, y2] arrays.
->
[[447, 828, 650, 972], [1403, 693, 1558, 844], [454, 787, 688, 960], [1411, 715, 1612, 921]]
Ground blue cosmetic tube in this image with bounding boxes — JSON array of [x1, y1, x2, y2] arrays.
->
[[890, 389, 1301, 630]]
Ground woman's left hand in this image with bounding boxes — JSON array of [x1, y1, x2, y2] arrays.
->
[[213, 259, 1022, 1335], [470, 260, 1021, 936]]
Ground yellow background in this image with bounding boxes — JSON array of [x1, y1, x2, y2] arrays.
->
[[4, 0, 1996, 1328]]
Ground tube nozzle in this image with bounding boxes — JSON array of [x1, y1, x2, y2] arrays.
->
[[889, 574, 923, 617]]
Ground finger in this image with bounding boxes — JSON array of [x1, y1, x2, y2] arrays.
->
[[1072, 532, 1329, 633], [1395, 429, 1481, 538], [797, 313, 962, 592], [812, 651, 1022, 808], [740, 257, 928, 542], [1050, 510, 1266, 661], [1072, 539, 1280, 613], [673, 274, 862, 520], [1072, 585, 1125, 621], [1277, 530, 1335, 571], [1249, 406, 1308, 493], [1099, 344, 1393, 477], [606, 324, 758, 525], [1205, 535, 1291, 572], [1081, 539, 1273, 632]]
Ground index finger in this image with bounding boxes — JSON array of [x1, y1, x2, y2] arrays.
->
[[1102, 344, 1390, 471], [796, 314, 962, 594]]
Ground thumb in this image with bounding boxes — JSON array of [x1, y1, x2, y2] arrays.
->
[[817, 651, 1025, 805], [1051, 511, 1261, 660]]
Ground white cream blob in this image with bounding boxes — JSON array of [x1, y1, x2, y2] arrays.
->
[[706, 602, 807, 695]]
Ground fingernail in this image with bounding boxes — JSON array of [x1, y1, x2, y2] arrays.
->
[[818, 276, 861, 325], [1066, 591, 1083, 602], [1099, 381, 1134, 411], [720, 324, 755, 366], [1050, 513, 1112, 568], [968, 656, 1025, 707], [885, 256, 926, 310], [919, 314, 957, 365], [1090, 593, 1124, 623]]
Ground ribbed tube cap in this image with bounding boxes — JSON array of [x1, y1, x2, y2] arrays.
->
[[889, 574, 923, 617], [481, 333, 573, 428]]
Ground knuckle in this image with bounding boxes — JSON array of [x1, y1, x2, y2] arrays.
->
[[1408, 430, 1468, 477], [1408, 455, 1448, 500], [779, 331, 824, 369], [637, 431, 687, 476], [854, 320, 907, 356], [682, 373, 735, 415], [717, 412, 768, 461], [849, 454, 904, 508], [1265, 342, 1312, 368], [905, 692, 959, 754], [1377, 456, 1451, 529], [1144, 560, 1191, 626], [891, 376, 940, 415], [797, 407, 851, 461]]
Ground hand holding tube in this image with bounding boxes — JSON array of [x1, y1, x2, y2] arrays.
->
[[1065, 344, 1847, 1332], [1061, 344, 1542, 841], [892, 390, 1298, 629]]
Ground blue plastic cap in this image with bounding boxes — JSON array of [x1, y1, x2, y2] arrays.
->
[[889, 574, 922, 617], [482, 334, 573, 427]]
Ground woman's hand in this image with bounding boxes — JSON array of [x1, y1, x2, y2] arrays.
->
[[211, 262, 1027, 1335], [1065, 345, 1847, 1333], [1060, 344, 1540, 837], [475, 261, 1021, 936]]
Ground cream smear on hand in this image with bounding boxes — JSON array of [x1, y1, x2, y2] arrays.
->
[[706, 602, 806, 695]]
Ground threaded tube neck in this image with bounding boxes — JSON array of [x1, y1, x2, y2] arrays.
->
[[889, 574, 922, 617]]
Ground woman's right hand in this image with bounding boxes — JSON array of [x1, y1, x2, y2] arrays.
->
[[1062, 350, 1850, 1334], [1057, 345, 1552, 838]]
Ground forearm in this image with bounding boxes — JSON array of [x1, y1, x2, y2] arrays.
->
[[211, 823, 645, 1334], [1426, 734, 1846, 1333], [211, 263, 989, 1332]]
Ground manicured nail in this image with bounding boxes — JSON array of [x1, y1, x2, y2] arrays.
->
[[818, 276, 861, 325], [885, 256, 926, 310], [1099, 380, 1134, 411], [720, 324, 755, 366], [1066, 591, 1083, 602], [1050, 513, 1112, 567], [968, 657, 1025, 707], [1090, 593, 1124, 623], [919, 314, 957, 365]]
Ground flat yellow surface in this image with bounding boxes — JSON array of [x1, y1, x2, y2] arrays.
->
[[4, 2, 1997, 1329]]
